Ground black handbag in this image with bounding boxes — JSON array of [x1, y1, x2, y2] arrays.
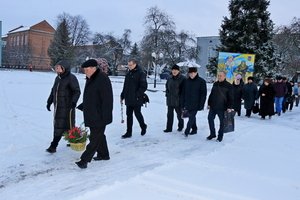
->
[[181, 109, 189, 118], [223, 111, 235, 133], [142, 93, 150, 107]]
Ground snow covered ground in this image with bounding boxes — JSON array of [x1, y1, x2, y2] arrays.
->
[[0, 70, 299, 200]]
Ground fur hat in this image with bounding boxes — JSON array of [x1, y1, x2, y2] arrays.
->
[[171, 64, 180, 71], [188, 67, 198, 73], [81, 59, 98, 68]]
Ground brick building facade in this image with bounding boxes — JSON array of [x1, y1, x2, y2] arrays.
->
[[2, 20, 55, 70]]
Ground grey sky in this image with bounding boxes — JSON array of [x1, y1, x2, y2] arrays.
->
[[1, 0, 299, 42]]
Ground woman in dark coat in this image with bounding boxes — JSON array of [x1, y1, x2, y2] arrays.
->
[[232, 74, 243, 116], [258, 78, 275, 119], [46, 60, 81, 153], [242, 76, 258, 117]]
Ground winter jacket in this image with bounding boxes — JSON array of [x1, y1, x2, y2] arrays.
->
[[78, 68, 113, 128], [259, 83, 275, 117], [294, 84, 299, 95], [121, 65, 147, 106], [47, 70, 81, 134], [273, 82, 287, 97], [232, 82, 243, 111], [165, 74, 186, 107], [208, 80, 233, 111], [182, 74, 207, 111], [242, 82, 258, 110]]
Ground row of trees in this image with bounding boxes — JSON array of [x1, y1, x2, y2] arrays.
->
[[48, 6, 197, 75], [48, 2, 300, 78]]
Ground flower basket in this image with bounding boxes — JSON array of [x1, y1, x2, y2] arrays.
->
[[63, 124, 89, 152], [70, 142, 86, 151]]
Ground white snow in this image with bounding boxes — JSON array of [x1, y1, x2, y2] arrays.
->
[[0, 70, 299, 200]]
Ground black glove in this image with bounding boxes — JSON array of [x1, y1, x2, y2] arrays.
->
[[46, 104, 51, 111], [71, 102, 76, 109]]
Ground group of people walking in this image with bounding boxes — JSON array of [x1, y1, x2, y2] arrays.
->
[[45, 58, 299, 169]]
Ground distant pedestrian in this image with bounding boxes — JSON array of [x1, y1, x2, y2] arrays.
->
[[232, 74, 243, 116], [182, 67, 207, 137], [258, 78, 275, 119], [242, 76, 258, 117], [120, 58, 148, 139], [207, 71, 233, 142], [294, 82, 299, 107], [273, 76, 287, 116], [46, 60, 81, 153], [164, 64, 186, 133], [75, 59, 113, 169]]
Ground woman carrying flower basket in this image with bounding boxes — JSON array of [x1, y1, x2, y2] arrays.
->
[[46, 60, 81, 153], [75, 59, 113, 169]]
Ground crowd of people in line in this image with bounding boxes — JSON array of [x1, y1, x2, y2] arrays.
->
[[44, 58, 299, 169]]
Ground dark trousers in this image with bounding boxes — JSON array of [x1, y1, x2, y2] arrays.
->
[[245, 109, 252, 117], [208, 109, 225, 138], [184, 110, 198, 134], [126, 105, 146, 134], [80, 126, 109, 162], [50, 129, 65, 148], [166, 106, 184, 131]]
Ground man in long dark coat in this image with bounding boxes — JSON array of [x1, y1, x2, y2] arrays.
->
[[46, 60, 81, 153], [164, 64, 186, 132], [120, 58, 148, 139], [76, 59, 113, 169], [207, 71, 233, 142], [182, 67, 207, 137], [242, 76, 258, 117]]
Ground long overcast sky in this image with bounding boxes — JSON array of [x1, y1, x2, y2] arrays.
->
[[1, 0, 299, 42]]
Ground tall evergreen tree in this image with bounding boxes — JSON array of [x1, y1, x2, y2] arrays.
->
[[211, 0, 281, 78], [48, 19, 73, 66]]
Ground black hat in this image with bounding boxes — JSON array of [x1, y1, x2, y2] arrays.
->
[[188, 67, 198, 73], [276, 75, 282, 80], [55, 59, 71, 70], [171, 64, 180, 71], [81, 59, 98, 68], [247, 76, 254, 81]]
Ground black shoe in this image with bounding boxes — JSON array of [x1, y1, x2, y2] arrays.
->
[[141, 124, 147, 136], [278, 112, 281, 116], [93, 156, 110, 161], [75, 160, 87, 169], [177, 127, 183, 132], [190, 130, 197, 135], [46, 146, 56, 153], [217, 136, 223, 142], [184, 131, 189, 137], [66, 143, 70, 147], [121, 133, 132, 139], [206, 135, 216, 140], [261, 116, 265, 120], [163, 129, 172, 133]]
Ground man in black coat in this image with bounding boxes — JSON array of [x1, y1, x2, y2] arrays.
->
[[207, 71, 234, 142], [46, 60, 81, 153], [76, 59, 113, 169], [120, 58, 148, 139], [164, 64, 186, 132], [182, 67, 207, 137]]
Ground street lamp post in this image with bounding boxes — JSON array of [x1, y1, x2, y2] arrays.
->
[[151, 52, 157, 88], [151, 52, 163, 88]]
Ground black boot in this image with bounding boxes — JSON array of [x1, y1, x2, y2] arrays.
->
[[121, 132, 132, 139], [141, 124, 147, 136], [93, 156, 110, 161], [46, 146, 56, 153], [75, 160, 87, 169], [206, 135, 216, 140]]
